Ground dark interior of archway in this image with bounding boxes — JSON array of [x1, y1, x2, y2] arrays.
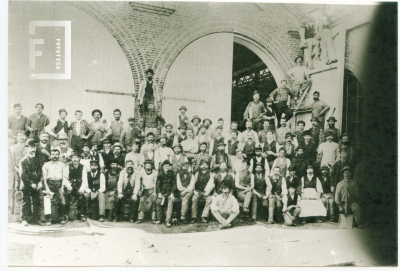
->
[[231, 42, 278, 131]]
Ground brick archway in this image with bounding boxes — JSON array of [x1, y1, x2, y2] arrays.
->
[[153, 15, 296, 92]]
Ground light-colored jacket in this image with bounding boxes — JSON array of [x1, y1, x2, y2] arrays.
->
[[138, 80, 160, 105], [117, 168, 138, 194]]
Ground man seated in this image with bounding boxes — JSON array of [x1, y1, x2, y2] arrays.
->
[[319, 166, 335, 222], [140, 142, 160, 171], [266, 166, 287, 224], [90, 142, 106, 171], [100, 158, 121, 222], [249, 147, 270, 176], [176, 161, 195, 223], [156, 160, 177, 227], [85, 159, 106, 221], [170, 143, 189, 173], [210, 142, 232, 172], [116, 160, 139, 222], [251, 162, 269, 221], [270, 148, 291, 178], [135, 160, 157, 224], [335, 166, 362, 229], [235, 159, 254, 214], [283, 185, 301, 226], [210, 183, 240, 229], [106, 143, 125, 171], [191, 160, 213, 223]]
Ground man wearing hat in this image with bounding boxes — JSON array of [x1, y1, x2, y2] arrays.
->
[[335, 166, 362, 228], [89, 109, 112, 147], [210, 142, 232, 172], [243, 90, 266, 132], [194, 142, 212, 172], [258, 119, 276, 148], [251, 161, 270, 220], [195, 125, 211, 152], [170, 143, 189, 173], [115, 160, 138, 222], [242, 132, 257, 161], [52, 134, 73, 164], [26, 103, 50, 142], [202, 118, 215, 140], [282, 180, 302, 227], [125, 139, 142, 171], [249, 147, 269, 176], [35, 131, 52, 169], [106, 143, 125, 171], [227, 130, 240, 162], [156, 135, 174, 163], [80, 142, 95, 172], [317, 130, 339, 168], [99, 139, 112, 167], [18, 139, 42, 226], [269, 80, 295, 126], [209, 125, 225, 156], [293, 120, 306, 147], [163, 124, 175, 148], [109, 109, 124, 145], [303, 130, 317, 166], [181, 129, 198, 160], [285, 165, 301, 196], [211, 182, 240, 229], [90, 142, 106, 171], [331, 151, 351, 191], [85, 158, 106, 221], [261, 129, 278, 171], [191, 115, 201, 136], [120, 117, 141, 153], [45, 109, 69, 147], [291, 145, 308, 178], [324, 116, 340, 143], [283, 132, 296, 161], [8, 103, 28, 145], [276, 116, 293, 148], [224, 121, 242, 143], [263, 98, 278, 128], [155, 160, 177, 227], [319, 165, 335, 222], [287, 56, 313, 101], [135, 159, 157, 224], [241, 118, 259, 145], [42, 148, 71, 225], [176, 161, 195, 223], [306, 117, 324, 146], [175, 105, 189, 135], [296, 91, 331, 129], [173, 125, 188, 145], [69, 110, 93, 155], [191, 159, 213, 223], [138, 68, 160, 113], [142, 103, 165, 140], [140, 141, 160, 171], [298, 17, 318, 68]]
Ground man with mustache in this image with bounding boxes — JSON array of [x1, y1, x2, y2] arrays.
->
[[306, 117, 324, 147], [269, 80, 295, 127], [261, 129, 278, 171], [120, 117, 141, 153], [210, 142, 232, 172], [195, 125, 211, 153], [90, 142, 105, 172], [235, 159, 254, 214], [140, 132, 159, 156], [283, 132, 296, 162], [142, 103, 165, 140], [116, 160, 138, 223], [69, 110, 93, 155], [181, 129, 198, 160], [109, 109, 124, 145], [42, 149, 71, 225], [138, 68, 160, 112], [317, 130, 339, 168], [8, 103, 28, 145], [136, 159, 157, 224], [100, 158, 122, 222], [293, 120, 306, 147], [45, 109, 69, 147], [319, 166, 335, 222], [287, 56, 313, 102], [227, 130, 241, 162], [276, 117, 293, 149], [86, 159, 106, 221], [190, 115, 201, 137], [88, 109, 112, 147], [163, 124, 175, 148], [125, 139, 142, 171], [170, 143, 189, 174], [80, 143, 95, 173], [266, 166, 287, 224], [210, 182, 240, 229], [202, 118, 215, 140], [106, 143, 125, 171], [156, 135, 174, 164], [331, 151, 351, 191], [155, 160, 177, 227], [324, 117, 340, 143], [52, 134, 73, 164], [338, 134, 357, 167], [249, 147, 269, 176], [19, 139, 42, 226], [26, 103, 50, 142], [303, 130, 317, 166], [240, 120, 260, 147], [244, 90, 266, 132], [291, 145, 308, 178], [209, 125, 225, 156], [251, 162, 269, 221], [140, 142, 160, 172], [35, 132, 52, 168], [296, 91, 331, 129], [99, 140, 112, 167], [194, 142, 212, 173], [176, 161, 195, 223], [191, 160, 213, 224]]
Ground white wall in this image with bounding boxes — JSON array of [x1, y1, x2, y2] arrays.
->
[[8, 2, 135, 126], [162, 33, 233, 131]]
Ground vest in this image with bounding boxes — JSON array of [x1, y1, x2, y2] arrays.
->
[[320, 176, 331, 194], [251, 157, 266, 174], [238, 170, 251, 188], [195, 170, 210, 192], [303, 176, 317, 189], [145, 81, 154, 97], [212, 137, 225, 155], [254, 173, 266, 193], [54, 119, 69, 134], [171, 154, 186, 172], [87, 171, 101, 191], [178, 116, 188, 129], [264, 140, 277, 162], [165, 133, 175, 148], [270, 176, 283, 195], [287, 194, 298, 207], [214, 173, 234, 194], [265, 107, 276, 125], [106, 171, 120, 191], [228, 140, 239, 156], [178, 171, 192, 188], [69, 164, 84, 191], [215, 152, 229, 165], [243, 141, 256, 158]]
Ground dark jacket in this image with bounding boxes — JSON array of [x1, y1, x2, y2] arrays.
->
[[156, 170, 177, 196], [19, 155, 42, 189], [213, 172, 235, 194], [35, 143, 51, 167]]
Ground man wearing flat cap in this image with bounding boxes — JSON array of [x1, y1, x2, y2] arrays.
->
[[155, 160, 177, 227], [89, 109, 112, 147], [335, 166, 362, 228], [138, 68, 160, 113], [26, 103, 50, 143], [9, 103, 28, 145], [175, 105, 189, 135], [69, 110, 93, 155], [317, 130, 339, 168], [269, 80, 295, 127], [324, 116, 340, 143], [135, 159, 157, 224], [244, 90, 266, 132], [120, 117, 141, 153], [162, 123, 175, 148], [45, 109, 70, 147]]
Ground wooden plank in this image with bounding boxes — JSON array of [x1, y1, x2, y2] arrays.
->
[[161, 96, 205, 103], [85, 89, 136, 97]]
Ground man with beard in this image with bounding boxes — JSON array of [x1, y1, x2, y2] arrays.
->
[[42, 149, 71, 225], [306, 117, 324, 147], [142, 103, 165, 139], [140, 132, 159, 156], [285, 165, 301, 196], [90, 142, 105, 172], [331, 151, 351, 191], [283, 132, 296, 162], [191, 160, 213, 223], [249, 147, 269, 176], [80, 143, 95, 173], [88, 109, 112, 147], [317, 131, 339, 168], [181, 129, 198, 160], [303, 130, 317, 166], [338, 134, 357, 167], [251, 162, 269, 221], [155, 160, 177, 227], [211, 182, 240, 229], [9, 103, 28, 145], [26, 103, 50, 142], [319, 166, 335, 222], [293, 120, 306, 147], [69, 110, 93, 154], [231, 149, 245, 174], [135, 159, 157, 224], [99, 158, 122, 222], [258, 120, 276, 148], [244, 91, 266, 132], [195, 125, 211, 152], [120, 117, 140, 153], [209, 126, 225, 156], [86, 159, 106, 221], [45, 109, 69, 147], [36, 132, 52, 168], [170, 143, 189, 174], [106, 143, 125, 171], [174, 125, 187, 144], [297, 91, 331, 129], [263, 98, 278, 128], [163, 124, 175, 148], [282, 185, 302, 227], [109, 109, 124, 145], [335, 166, 362, 228], [125, 139, 143, 171], [52, 134, 73, 164], [156, 135, 174, 163], [175, 106, 189, 136], [194, 142, 212, 172], [65, 152, 88, 222], [116, 160, 138, 223], [324, 117, 340, 143], [276, 117, 293, 149], [98, 140, 112, 167], [243, 134, 256, 161], [191, 115, 201, 137], [140, 142, 160, 171], [19, 139, 42, 226], [266, 166, 287, 224], [240, 120, 259, 147], [138, 68, 160, 112], [269, 80, 295, 127], [211, 142, 232, 172], [262, 129, 278, 170], [291, 145, 308, 178], [270, 148, 291, 178], [287, 56, 313, 100], [176, 161, 195, 223], [202, 118, 215, 140], [235, 159, 254, 214]]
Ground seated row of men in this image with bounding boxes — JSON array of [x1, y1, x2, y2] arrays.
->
[[19, 138, 362, 229]]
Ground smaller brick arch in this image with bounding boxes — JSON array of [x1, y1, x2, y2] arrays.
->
[[345, 61, 367, 90]]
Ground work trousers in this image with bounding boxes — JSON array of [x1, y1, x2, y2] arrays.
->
[[237, 190, 253, 209], [138, 188, 156, 220], [115, 189, 138, 220], [283, 206, 301, 226], [321, 193, 335, 219], [21, 187, 41, 223], [268, 194, 283, 222], [156, 196, 174, 222], [251, 193, 268, 218], [275, 102, 293, 127], [65, 190, 86, 220], [340, 202, 361, 227], [71, 134, 85, 154], [180, 191, 193, 218], [191, 191, 210, 219], [211, 209, 239, 225], [46, 180, 65, 222]]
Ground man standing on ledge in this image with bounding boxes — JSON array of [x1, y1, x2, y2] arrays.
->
[[269, 80, 295, 126], [244, 91, 265, 132], [138, 68, 160, 113], [296, 91, 330, 129], [26, 103, 50, 143]]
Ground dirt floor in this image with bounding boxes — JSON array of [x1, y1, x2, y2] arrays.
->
[[8, 218, 384, 267]]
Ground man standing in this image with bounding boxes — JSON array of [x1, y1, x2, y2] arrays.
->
[[297, 91, 331, 128], [266, 167, 287, 224], [69, 110, 93, 154], [140, 142, 160, 171], [227, 130, 240, 162], [42, 149, 70, 225], [317, 130, 339, 168], [324, 117, 340, 143], [89, 109, 111, 147], [156, 135, 174, 164], [241, 120, 259, 147], [303, 130, 317, 166], [163, 124, 175, 148], [80, 143, 95, 173], [191, 115, 201, 137], [235, 159, 254, 214], [142, 103, 165, 139], [276, 117, 293, 148], [120, 117, 141, 153], [109, 109, 124, 145], [263, 98, 278, 127], [86, 159, 106, 221], [307, 117, 324, 147], [45, 109, 69, 147], [8, 103, 28, 145], [210, 161, 235, 196], [210, 183, 240, 229], [258, 120, 275, 148], [331, 152, 351, 191], [99, 140, 113, 167], [155, 160, 177, 227], [293, 120, 306, 147], [338, 134, 358, 167], [335, 166, 362, 228], [191, 160, 213, 223], [52, 134, 73, 164], [125, 139, 142, 171], [287, 57, 313, 103], [269, 80, 295, 126], [36, 132, 52, 168], [100, 159, 122, 222], [174, 126, 187, 145], [176, 162, 195, 223], [195, 125, 211, 152], [181, 129, 198, 160], [116, 160, 138, 222], [262, 129, 278, 170], [291, 145, 308, 178], [26, 103, 50, 142], [176, 106, 189, 135], [251, 162, 269, 221], [243, 91, 265, 132], [140, 132, 159, 156], [209, 125, 225, 156], [135, 160, 157, 224], [286, 165, 301, 196], [138, 68, 160, 112], [202, 118, 215, 140], [19, 139, 42, 226], [90, 142, 106, 171], [319, 166, 335, 222], [283, 132, 296, 162], [316, 6, 338, 65], [249, 147, 269, 176]]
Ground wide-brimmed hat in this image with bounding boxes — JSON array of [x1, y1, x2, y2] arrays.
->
[[91, 141, 99, 147], [310, 117, 320, 123], [179, 105, 187, 111], [202, 118, 212, 125], [161, 159, 172, 167], [285, 132, 294, 139], [111, 143, 123, 151], [191, 115, 201, 123], [145, 68, 154, 75], [327, 117, 337, 122], [89, 158, 99, 165], [143, 159, 154, 166], [324, 130, 334, 138], [92, 109, 103, 117]]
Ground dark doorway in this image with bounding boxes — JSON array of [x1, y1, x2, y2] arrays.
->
[[231, 43, 278, 131]]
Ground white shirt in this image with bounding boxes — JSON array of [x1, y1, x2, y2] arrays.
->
[[240, 129, 260, 146], [318, 141, 339, 167], [76, 120, 81, 135], [45, 119, 67, 136], [157, 146, 174, 162]]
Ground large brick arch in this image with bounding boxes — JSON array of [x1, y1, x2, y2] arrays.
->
[[152, 15, 296, 91]]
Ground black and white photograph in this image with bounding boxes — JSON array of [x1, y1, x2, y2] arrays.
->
[[5, 0, 398, 267]]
